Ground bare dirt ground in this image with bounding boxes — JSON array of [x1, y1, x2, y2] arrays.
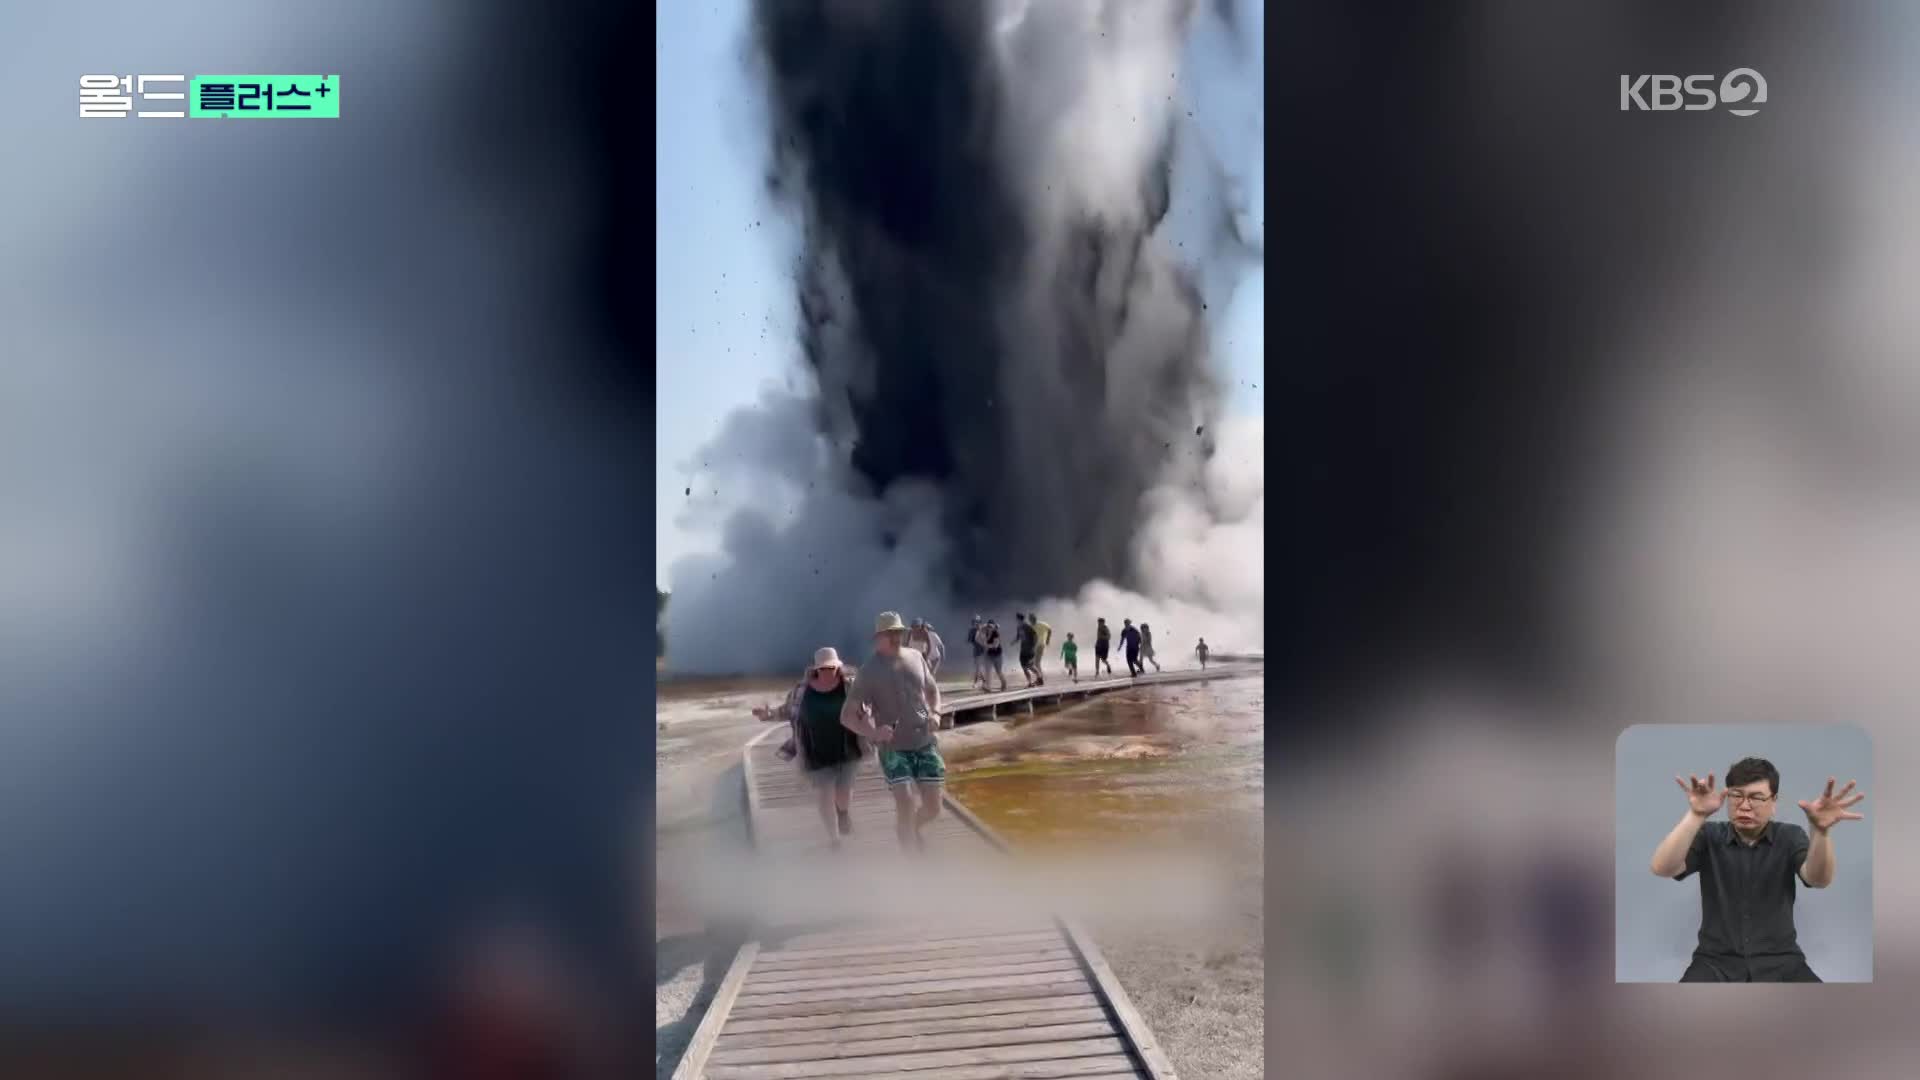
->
[[1101, 845, 1264, 1080]]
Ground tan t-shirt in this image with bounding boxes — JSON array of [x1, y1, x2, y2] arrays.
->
[[844, 646, 939, 751]]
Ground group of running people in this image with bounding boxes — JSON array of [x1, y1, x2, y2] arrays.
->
[[766, 610, 1215, 853], [963, 613, 1210, 689]]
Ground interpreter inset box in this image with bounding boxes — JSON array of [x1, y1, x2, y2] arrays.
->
[[1615, 724, 1872, 982]]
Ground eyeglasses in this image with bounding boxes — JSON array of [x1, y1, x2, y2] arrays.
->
[[1726, 791, 1774, 807]]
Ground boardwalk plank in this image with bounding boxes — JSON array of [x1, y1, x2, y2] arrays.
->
[[746, 949, 1077, 985], [713, 1004, 1110, 1049], [703, 1036, 1130, 1078], [762, 923, 1057, 954], [707, 1020, 1121, 1065], [738, 958, 1085, 996], [856, 1062, 1140, 1080], [725, 980, 1098, 1022], [752, 930, 1060, 967], [734, 969, 1089, 1008], [749, 943, 1074, 975]]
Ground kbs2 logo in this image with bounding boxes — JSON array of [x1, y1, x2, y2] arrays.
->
[[1619, 68, 1767, 116]]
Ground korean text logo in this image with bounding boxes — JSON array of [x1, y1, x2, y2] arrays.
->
[[80, 75, 340, 119]]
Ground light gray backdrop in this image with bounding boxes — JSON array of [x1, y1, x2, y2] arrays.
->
[[1615, 724, 1873, 982]]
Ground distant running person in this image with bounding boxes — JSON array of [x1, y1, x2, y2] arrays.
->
[[967, 616, 987, 690], [1061, 633, 1079, 682], [981, 619, 1009, 691], [1030, 613, 1052, 684], [1196, 637, 1209, 670], [1119, 619, 1142, 677], [1014, 612, 1040, 687], [906, 618, 945, 677], [1139, 623, 1160, 672], [1093, 618, 1113, 676]]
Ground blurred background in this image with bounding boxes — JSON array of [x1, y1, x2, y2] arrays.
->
[[1273, 1, 1920, 1077], [2, 1, 658, 1075]]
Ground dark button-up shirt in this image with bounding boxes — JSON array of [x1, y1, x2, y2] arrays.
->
[[1675, 820, 1812, 978]]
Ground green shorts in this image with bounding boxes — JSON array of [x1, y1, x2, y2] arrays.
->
[[880, 745, 946, 786]]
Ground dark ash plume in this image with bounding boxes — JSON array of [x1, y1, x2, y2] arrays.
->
[[758, 0, 1215, 599]]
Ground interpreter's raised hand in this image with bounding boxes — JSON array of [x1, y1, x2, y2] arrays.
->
[[1798, 777, 1866, 832], [1675, 772, 1724, 817]]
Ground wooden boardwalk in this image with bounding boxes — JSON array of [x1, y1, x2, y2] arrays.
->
[[671, 667, 1251, 1079], [935, 666, 1249, 725]]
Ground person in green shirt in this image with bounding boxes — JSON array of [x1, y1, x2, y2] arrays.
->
[[1061, 633, 1079, 682]]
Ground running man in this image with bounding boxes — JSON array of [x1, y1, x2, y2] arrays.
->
[[1093, 618, 1113, 677], [1139, 622, 1161, 673], [1014, 612, 1041, 687], [839, 611, 945, 853], [1120, 619, 1143, 677], [1061, 632, 1079, 682], [907, 618, 945, 676], [1030, 613, 1052, 683], [1195, 637, 1209, 670], [982, 618, 1008, 691], [967, 615, 987, 690]]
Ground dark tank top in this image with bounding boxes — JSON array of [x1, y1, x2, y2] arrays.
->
[[799, 684, 859, 769]]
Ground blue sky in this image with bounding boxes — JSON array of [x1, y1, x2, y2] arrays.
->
[[656, 0, 1264, 587]]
